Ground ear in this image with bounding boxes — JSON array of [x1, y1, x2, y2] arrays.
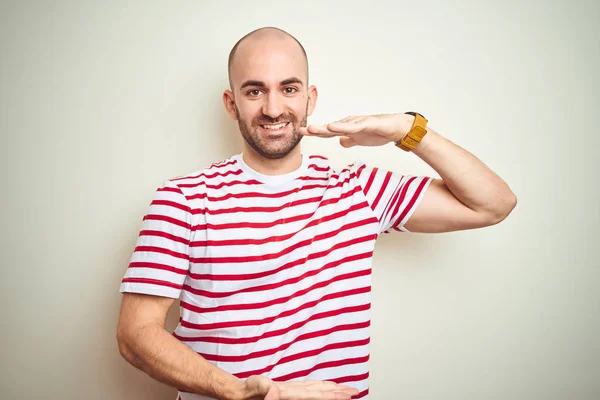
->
[[307, 85, 318, 116], [222, 90, 238, 121]]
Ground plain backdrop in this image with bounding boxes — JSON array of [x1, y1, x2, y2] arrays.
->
[[1, 1, 599, 399]]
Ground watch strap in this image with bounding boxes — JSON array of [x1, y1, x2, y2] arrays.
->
[[395, 112, 428, 151]]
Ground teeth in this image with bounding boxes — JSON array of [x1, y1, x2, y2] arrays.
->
[[262, 122, 288, 130]]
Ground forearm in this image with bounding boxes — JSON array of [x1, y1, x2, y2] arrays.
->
[[412, 127, 516, 219], [118, 322, 249, 400]]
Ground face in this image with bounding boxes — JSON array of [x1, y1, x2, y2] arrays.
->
[[234, 99, 307, 160], [224, 37, 317, 160]]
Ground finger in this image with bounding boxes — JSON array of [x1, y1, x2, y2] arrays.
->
[[327, 117, 367, 134], [339, 136, 356, 148], [302, 380, 349, 391], [321, 385, 359, 397], [306, 124, 340, 137], [280, 388, 354, 400], [288, 382, 358, 398]]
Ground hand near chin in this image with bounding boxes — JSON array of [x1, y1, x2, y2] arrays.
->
[[244, 374, 359, 400], [300, 113, 414, 149]]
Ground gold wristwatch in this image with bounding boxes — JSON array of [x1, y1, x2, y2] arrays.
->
[[395, 111, 428, 151]]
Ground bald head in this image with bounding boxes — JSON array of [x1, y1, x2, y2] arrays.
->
[[228, 27, 309, 90]]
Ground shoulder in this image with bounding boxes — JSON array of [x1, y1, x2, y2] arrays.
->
[[161, 154, 243, 197], [307, 154, 370, 185], [305, 154, 334, 175], [335, 158, 369, 180]]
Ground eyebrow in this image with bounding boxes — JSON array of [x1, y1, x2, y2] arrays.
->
[[240, 77, 304, 90]]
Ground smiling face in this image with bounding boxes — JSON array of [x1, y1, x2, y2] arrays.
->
[[224, 29, 317, 160]]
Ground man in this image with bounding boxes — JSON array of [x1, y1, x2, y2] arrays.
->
[[116, 27, 516, 400]]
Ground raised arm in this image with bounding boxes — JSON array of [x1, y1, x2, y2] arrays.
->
[[404, 128, 516, 233], [300, 113, 517, 233]]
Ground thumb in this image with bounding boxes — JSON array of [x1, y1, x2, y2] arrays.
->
[[339, 136, 356, 148]]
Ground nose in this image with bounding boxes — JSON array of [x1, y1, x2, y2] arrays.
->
[[262, 91, 284, 119]]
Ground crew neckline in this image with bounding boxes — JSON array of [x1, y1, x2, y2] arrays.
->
[[235, 153, 309, 185]]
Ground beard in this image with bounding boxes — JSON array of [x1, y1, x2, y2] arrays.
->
[[235, 104, 308, 160]]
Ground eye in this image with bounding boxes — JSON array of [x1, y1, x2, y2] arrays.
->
[[283, 87, 298, 95], [247, 89, 262, 97]]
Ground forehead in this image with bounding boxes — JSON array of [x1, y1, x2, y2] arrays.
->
[[231, 37, 307, 88]]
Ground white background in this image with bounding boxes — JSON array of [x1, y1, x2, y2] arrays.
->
[[1, 0, 598, 399]]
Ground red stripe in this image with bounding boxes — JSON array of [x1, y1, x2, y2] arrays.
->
[[156, 186, 184, 196], [178, 321, 371, 348], [192, 215, 375, 249], [372, 171, 391, 211], [139, 229, 190, 245], [383, 176, 414, 226], [192, 207, 372, 248], [325, 372, 369, 384], [186, 171, 360, 203], [179, 177, 261, 190], [150, 199, 191, 214], [380, 180, 404, 226], [143, 214, 191, 231], [307, 164, 331, 173], [305, 169, 352, 182], [309, 155, 328, 160], [192, 200, 370, 233], [267, 355, 370, 381], [355, 163, 366, 179], [395, 177, 430, 227], [128, 261, 187, 275], [181, 179, 263, 190], [275, 338, 369, 370], [186, 250, 373, 298], [174, 304, 370, 344], [134, 245, 189, 260], [182, 272, 371, 315], [194, 322, 370, 359], [389, 176, 417, 226], [191, 185, 362, 217], [189, 231, 376, 281], [363, 167, 377, 196], [171, 160, 239, 182], [121, 277, 183, 290], [173, 168, 244, 182], [300, 176, 330, 182], [208, 159, 237, 169], [192, 218, 375, 263], [231, 339, 369, 377], [180, 290, 371, 329], [356, 389, 369, 399]]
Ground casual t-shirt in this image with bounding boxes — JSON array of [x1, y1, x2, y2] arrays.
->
[[120, 153, 433, 400]]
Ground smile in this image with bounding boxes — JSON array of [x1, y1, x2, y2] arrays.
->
[[260, 122, 290, 130]]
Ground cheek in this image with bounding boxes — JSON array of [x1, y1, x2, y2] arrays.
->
[[290, 102, 307, 118], [236, 103, 261, 122]]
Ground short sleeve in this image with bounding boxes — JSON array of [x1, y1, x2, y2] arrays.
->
[[355, 161, 434, 234], [120, 180, 192, 299]]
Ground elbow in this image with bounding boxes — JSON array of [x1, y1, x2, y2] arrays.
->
[[116, 325, 135, 364], [117, 322, 153, 370], [488, 192, 517, 225]]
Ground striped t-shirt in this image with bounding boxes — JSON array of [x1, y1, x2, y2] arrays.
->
[[120, 153, 433, 400]]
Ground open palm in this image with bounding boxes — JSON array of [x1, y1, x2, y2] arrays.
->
[[244, 374, 359, 400]]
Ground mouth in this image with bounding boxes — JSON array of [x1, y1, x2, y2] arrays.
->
[[259, 122, 291, 134]]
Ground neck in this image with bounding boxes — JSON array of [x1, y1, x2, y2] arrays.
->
[[242, 145, 303, 176]]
